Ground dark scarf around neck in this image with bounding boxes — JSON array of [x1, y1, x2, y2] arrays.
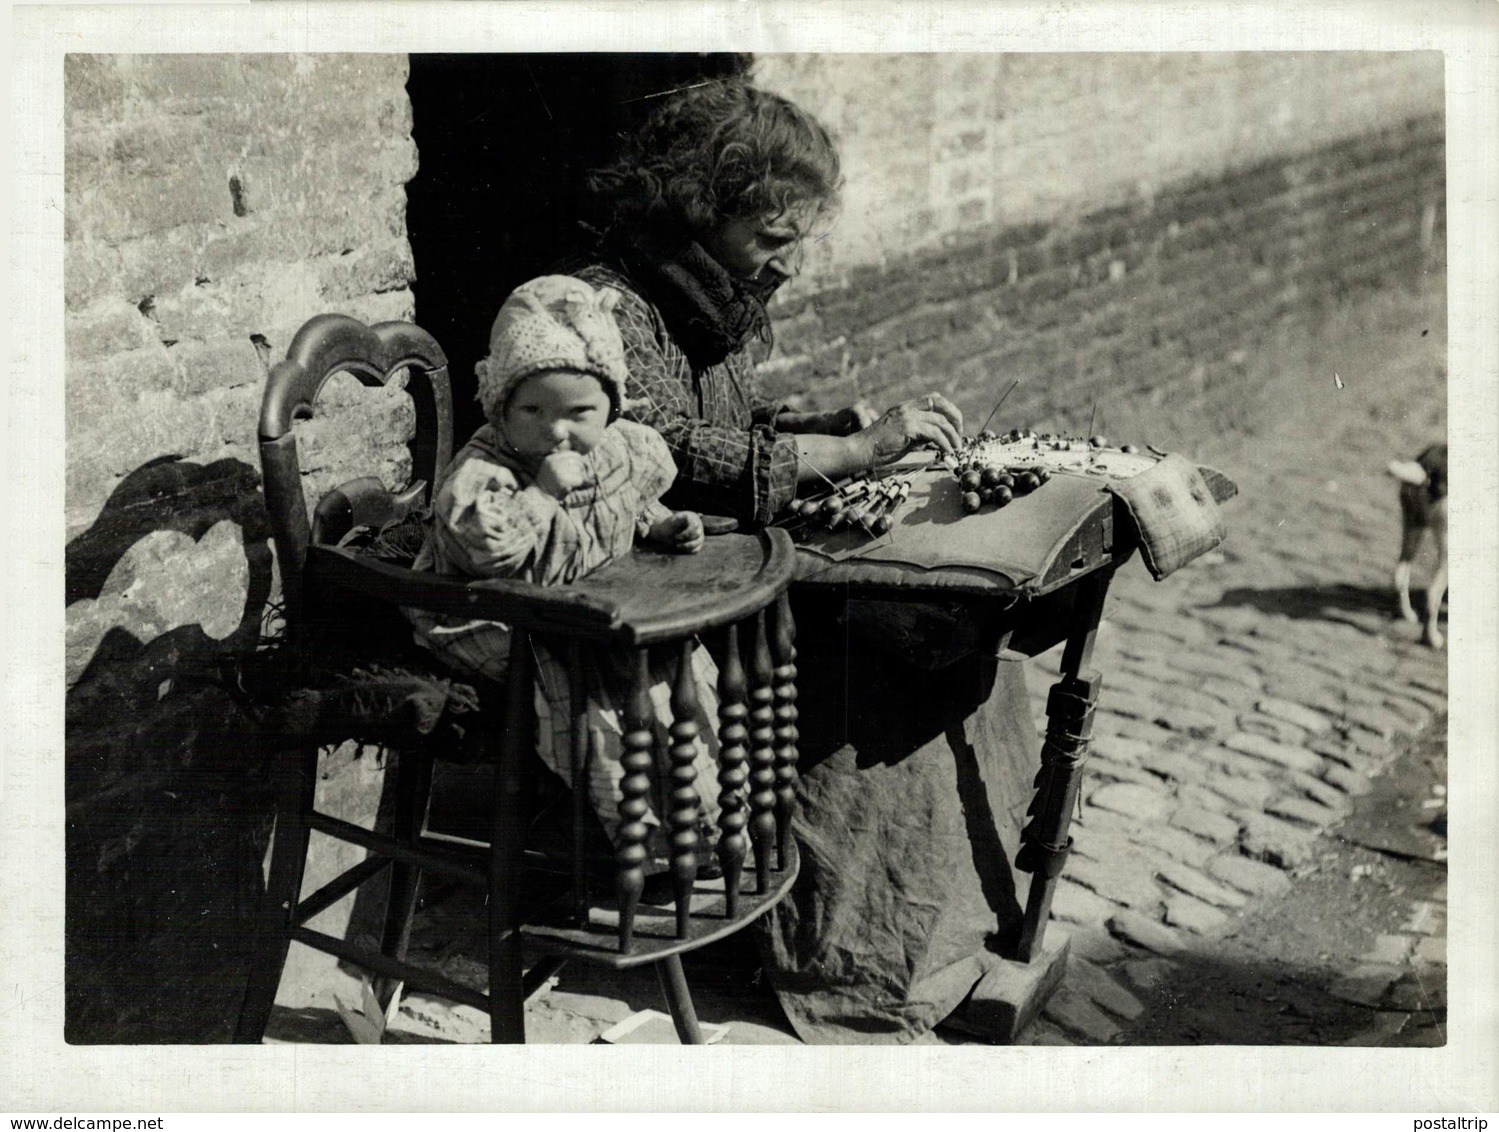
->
[[618, 235, 780, 370]]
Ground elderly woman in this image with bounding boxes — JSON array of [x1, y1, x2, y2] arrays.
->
[[559, 79, 1036, 1044]]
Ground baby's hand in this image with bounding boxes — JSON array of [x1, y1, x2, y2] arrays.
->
[[535, 451, 589, 498], [649, 511, 705, 554]]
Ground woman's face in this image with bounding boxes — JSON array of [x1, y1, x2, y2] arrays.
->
[[501, 369, 611, 463], [701, 205, 817, 289]]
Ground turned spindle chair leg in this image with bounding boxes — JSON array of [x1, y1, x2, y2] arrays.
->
[[655, 955, 706, 1045], [667, 638, 704, 937], [233, 743, 316, 1043], [770, 593, 799, 872], [615, 649, 654, 951], [715, 622, 750, 918], [746, 610, 777, 895], [487, 630, 537, 1044]]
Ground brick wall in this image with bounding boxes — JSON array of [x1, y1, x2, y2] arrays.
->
[[65, 54, 418, 681], [756, 53, 1443, 281], [63, 54, 418, 1039], [753, 54, 1446, 445]]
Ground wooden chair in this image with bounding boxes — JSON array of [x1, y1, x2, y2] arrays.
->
[[234, 314, 800, 1044]]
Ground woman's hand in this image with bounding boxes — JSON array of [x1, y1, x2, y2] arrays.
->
[[856, 392, 963, 465], [648, 511, 706, 554], [534, 451, 590, 499]]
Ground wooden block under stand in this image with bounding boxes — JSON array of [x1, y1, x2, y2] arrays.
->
[[942, 932, 1071, 1044]]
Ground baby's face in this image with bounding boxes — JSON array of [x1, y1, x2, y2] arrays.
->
[[502, 368, 611, 462]]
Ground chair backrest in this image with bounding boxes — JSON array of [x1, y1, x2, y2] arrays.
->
[[258, 314, 453, 631]]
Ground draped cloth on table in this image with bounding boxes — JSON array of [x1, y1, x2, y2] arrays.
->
[[759, 598, 1037, 1044]]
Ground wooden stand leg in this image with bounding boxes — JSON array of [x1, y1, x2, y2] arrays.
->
[[1013, 568, 1112, 964], [233, 744, 316, 1043], [1015, 673, 1100, 961], [655, 955, 706, 1045]]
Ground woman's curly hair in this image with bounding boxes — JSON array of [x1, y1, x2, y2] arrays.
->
[[586, 79, 843, 242]]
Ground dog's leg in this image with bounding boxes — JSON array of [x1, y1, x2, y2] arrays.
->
[[1424, 502, 1447, 649], [1391, 465, 1428, 624], [1394, 558, 1418, 622]]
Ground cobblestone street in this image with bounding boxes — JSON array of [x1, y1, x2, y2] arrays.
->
[[261, 277, 1451, 1050]]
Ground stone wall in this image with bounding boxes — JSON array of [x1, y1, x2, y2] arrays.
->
[[753, 53, 1446, 445], [63, 53, 418, 1040]]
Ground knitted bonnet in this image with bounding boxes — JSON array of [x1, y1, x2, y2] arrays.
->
[[475, 275, 631, 427]]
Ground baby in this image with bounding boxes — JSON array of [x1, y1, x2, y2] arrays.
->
[[409, 275, 722, 868]]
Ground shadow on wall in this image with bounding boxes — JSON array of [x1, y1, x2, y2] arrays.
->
[[66, 454, 268, 610], [64, 454, 278, 1043]]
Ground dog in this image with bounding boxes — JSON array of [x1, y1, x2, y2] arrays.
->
[[1387, 442, 1447, 648]]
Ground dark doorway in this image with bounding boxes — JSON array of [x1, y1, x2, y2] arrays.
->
[[406, 53, 752, 440]]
